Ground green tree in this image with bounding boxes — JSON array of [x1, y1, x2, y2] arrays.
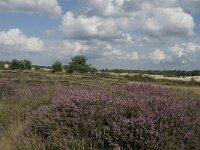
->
[[0, 61, 4, 69], [10, 59, 32, 70], [11, 59, 21, 70], [52, 61, 62, 73], [24, 59, 32, 70], [67, 55, 97, 74]]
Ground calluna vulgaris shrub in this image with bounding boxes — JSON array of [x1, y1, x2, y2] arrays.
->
[[25, 84, 200, 150], [0, 80, 16, 100], [29, 83, 48, 97]]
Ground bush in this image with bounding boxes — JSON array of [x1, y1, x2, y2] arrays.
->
[[25, 84, 200, 149], [124, 74, 155, 82], [96, 72, 113, 78], [52, 61, 62, 73], [66, 56, 97, 74]]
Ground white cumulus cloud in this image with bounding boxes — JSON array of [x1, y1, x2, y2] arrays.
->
[[144, 7, 195, 36], [149, 49, 167, 63], [0, 0, 62, 17], [79, 0, 195, 37], [60, 12, 133, 43], [169, 42, 200, 57], [80, 0, 126, 17], [57, 40, 88, 56], [102, 42, 139, 60], [0, 28, 44, 52]]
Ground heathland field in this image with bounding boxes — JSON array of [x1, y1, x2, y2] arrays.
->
[[0, 71, 200, 150]]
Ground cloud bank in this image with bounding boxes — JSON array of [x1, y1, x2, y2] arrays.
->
[[0, 0, 62, 17], [0, 28, 44, 52], [0, 0, 200, 69]]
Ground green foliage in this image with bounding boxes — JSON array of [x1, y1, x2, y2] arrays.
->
[[0, 61, 4, 69], [90, 67, 98, 73], [24, 59, 32, 70], [72, 55, 87, 65], [52, 61, 62, 73], [10, 59, 32, 70], [66, 55, 97, 74], [0, 108, 7, 123]]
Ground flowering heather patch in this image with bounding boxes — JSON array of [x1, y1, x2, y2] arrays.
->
[[25, 84, 200, 149], [29, 83, 48, 98], [0, 80, 16, 100]]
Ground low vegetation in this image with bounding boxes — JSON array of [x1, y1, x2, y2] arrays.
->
[[0, 71, 199, 150], [0, 80, 16, 102], [25, 84, 200, 149]]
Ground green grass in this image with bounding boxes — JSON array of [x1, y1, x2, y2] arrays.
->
[[0, 106, 7, 123]]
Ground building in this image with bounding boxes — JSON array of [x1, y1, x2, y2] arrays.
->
[[4, 64, 9, 69]]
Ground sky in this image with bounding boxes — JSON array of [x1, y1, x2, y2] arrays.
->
[[0, 0, 200, 70]]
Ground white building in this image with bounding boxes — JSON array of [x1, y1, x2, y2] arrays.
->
[[4, 64, 9, 69]]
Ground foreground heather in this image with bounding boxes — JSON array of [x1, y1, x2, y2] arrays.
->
[[0, 80, 16, 102], [25, 84, 200, 150]]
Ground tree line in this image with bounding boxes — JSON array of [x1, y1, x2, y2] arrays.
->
[[0, 56, 97, 74], [51, 55, 97, 73], [1, 56, 200, 76], [0, 59, 31, 70], [101, 69, 200, 77]]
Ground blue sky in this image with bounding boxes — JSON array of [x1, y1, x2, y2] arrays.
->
[[0, 0, 200, 70]]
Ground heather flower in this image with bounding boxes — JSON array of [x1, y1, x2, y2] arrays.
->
[[0, 80, 16, 101], [25, 83, 200, 149]]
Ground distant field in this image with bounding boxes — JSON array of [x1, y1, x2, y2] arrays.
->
[[149, 74, 200, 82], [108, 72, 200, 82], [0, 71, 200, 150]]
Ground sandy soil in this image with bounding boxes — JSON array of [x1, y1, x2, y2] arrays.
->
[[149, 75, 200, 82]]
